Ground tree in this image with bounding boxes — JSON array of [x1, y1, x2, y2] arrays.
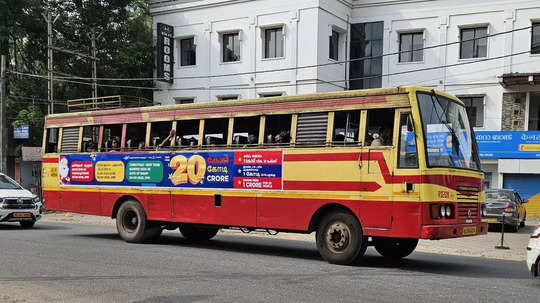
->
[[1, 0, 154, 155]]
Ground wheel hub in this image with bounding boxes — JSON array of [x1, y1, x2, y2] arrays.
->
[[326, 223, 350, 252], [123, 210, 139, 232]]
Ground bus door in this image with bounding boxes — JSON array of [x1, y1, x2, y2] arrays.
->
[[391, 109, 421, 234], [361, 108, 395, 230]]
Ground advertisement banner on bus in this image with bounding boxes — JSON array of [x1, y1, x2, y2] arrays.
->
[[58, 151, 283, 190]]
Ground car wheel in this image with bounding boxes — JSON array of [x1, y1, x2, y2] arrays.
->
[[179, 224, 219, 242], [315, 210, 367, 265], [374, 237, 418, 259], [520, 213, 526, 228], [116, 200, 161, 243], [19, 220, 35, 229]]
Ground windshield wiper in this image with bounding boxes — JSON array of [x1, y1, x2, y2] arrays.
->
[[430, 90, 460, 157]]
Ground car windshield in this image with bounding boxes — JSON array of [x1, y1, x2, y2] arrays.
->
[[416, 92, 481, 170], [0, 175, 22, 190], [486, 191, 514, 201]]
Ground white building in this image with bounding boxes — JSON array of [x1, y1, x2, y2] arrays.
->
[[150, 0, 540, 211]]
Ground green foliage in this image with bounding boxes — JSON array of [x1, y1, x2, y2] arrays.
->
[[1, 0, 154, 155]]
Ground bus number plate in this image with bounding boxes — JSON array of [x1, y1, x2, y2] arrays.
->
[[462, 226, 477, 236]]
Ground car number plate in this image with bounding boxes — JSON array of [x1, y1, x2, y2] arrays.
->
[[463, 226, 477, 235], [13, 212, 32, 218], [487, 218, 497, 222]]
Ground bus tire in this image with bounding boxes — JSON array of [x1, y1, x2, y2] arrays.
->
[[374, 237, 418, 259], [179, 224, 219, 242], [116, 200, 161, 243], [20, 220, 36, 228], [316, 210, 367, 265]]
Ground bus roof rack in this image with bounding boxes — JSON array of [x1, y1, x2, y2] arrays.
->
[[67, 95, 152, 112]]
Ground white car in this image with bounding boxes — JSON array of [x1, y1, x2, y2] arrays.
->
[[527, 224, 540, 277], [0, 173, 43, 228]]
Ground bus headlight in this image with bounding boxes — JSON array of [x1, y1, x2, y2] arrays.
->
[[445, 205, 452, 218], [481, 205, 487, 217], [439, 206, 446, 218]]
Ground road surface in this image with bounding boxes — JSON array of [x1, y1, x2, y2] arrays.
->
[[0, 222, 539, 303]]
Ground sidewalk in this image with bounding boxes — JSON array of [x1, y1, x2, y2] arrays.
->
[[41, 212, 539, 262]]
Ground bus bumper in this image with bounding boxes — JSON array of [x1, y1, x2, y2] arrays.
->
[[420, 222, 488, 240]]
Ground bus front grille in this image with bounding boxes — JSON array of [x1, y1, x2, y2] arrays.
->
[[457, 202, 479, 218]]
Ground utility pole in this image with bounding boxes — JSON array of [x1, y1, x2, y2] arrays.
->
[[90, 28, 102, 99], [43, 10, 59, 114], [0, 55, 7, 173]]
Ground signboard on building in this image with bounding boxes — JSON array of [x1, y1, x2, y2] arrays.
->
[[13, 125, 29, 139], [22, 147, 42, 162], [475, 131, 540, 159], [156, 23, 174, 83]]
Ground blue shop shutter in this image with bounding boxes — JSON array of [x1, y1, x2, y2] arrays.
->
[[503, 174, 540, 201]]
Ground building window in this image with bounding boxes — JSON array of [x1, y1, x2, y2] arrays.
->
[[264, 27, 284, 58], [460, 96, 484, 127], [460, 27, 487, 59], [529, 93, 540, 130], [349, 21, 384, 89], [180, 37, 196, 66], [329, 30, 339, 60], [222, 32, 240, 62], [174, 98, 194, 104], [399, 32, 423, 62], [259, 92, 283, 98], [217, 95, 239, 101], [532, 23, 540, 54]]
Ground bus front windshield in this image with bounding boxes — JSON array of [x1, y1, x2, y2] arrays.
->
[[416, 92, 481, 170]]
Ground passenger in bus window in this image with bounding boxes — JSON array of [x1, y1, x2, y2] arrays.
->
[[157, 129, 176, 150], [248, 134, 257, 144], [86, 141, 97, 152], [137, 140, 146, 151], [380, 127, 393, 146], [275, 130, 290, 143], [110, 137, 120, 151], [370, 133, 382, 146]]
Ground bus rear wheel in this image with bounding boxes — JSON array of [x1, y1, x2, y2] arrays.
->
[[374, 237, 418, 259], [316, 210, 367, 265], [116, 200, 162, 243], [179, 224, 219, 242]]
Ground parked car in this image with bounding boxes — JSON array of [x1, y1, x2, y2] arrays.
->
[[527, 224, 540, 277], [485, 188, 526, 232], [0, 173, 42, 228]]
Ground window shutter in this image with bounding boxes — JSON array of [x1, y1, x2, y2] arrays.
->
[[295, 112, 328, 146], [61, 127, 80, 153]]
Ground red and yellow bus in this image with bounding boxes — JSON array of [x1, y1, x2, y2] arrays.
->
[[42, 87, 487, 265]]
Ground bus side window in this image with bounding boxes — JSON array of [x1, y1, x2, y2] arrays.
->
[[332, 110, 360, 145], [233, 116, 260, 147], [125, 123, 147, 151], [82, 126, 99, 152], [176, 120, 200, 148], [398, 113, 418, 168], [101, 124, 122, 152], [44, 128, 59, 153], [149, 121, 173, 149], [365, 109, 395, 147], [203, 118, 229, 147], [264, 114, 292, 145]]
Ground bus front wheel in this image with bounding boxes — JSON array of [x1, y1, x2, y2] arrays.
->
[[316, 210, 367, 265], [116, 200, 162, 243], [179, 224, 219, 242], [373, 237, 418, 259]]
